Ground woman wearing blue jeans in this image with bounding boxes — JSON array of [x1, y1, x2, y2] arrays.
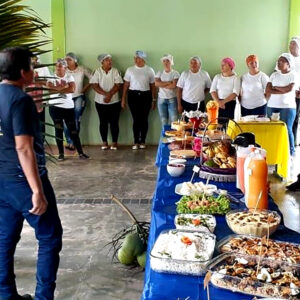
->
[[64, 53, 92, 150], [266, 53, 297, 155], [155, 54, 180, 126]]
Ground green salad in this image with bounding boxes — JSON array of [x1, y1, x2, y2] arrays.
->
[[176, 193, 230, 215]]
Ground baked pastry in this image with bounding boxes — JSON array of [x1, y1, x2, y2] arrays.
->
[[226, 209, 281, 237]]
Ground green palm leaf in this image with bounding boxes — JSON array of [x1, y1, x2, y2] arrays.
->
[[0, 0, 51, 54]]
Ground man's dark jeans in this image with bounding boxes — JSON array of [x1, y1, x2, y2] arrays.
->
[[0, 174, 63, 300]]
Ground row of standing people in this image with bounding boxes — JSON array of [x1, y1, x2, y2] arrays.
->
[[42, 39, 300, 156]]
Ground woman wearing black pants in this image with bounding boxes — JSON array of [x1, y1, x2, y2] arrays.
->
[[95, 102, 121, 149], [122, 50, 156, 150], [90, 54, 123, 150], [127, 90, 152, 147], [47, 59, 89, 160]]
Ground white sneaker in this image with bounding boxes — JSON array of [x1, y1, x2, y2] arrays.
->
[[132, 144, 139, 150], [139, 144, 146, 149]]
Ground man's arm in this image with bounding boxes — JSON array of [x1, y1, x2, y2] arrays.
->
[[15, 135, 48, 215]]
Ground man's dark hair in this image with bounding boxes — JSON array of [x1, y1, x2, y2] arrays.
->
[[0, 47, 33, 81]]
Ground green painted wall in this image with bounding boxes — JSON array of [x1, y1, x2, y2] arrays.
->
[[22, 0, 52, 64], [63, 0, 290, 145], [289, 0, 300, 40], [51, 0, 65, 61], [25, 0, 291, 145]]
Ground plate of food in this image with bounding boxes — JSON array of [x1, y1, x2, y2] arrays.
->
[[201, 140, 236, 172], [176, 192, 231, 215], [175, 181, 218, 196], [175, 214, 216, 233], [218, 234, 300, 264], [196, 129, 231, 141], [171, 121, 193, 131], [165, 130, 191, 137], [150, 229, 216, 276], [174, 135, 195, 142], [170, 149, 197, 158], [168, 140, 193, 151], [208, 253, 300, 299], [226, 209, 281, 237]]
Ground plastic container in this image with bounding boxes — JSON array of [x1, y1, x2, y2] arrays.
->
[[217, 234, 300, 264], [244, 148, 268, 209], [206, 100, 219, 125], [236, 145, 254, 193], [225, 209, 281, 237], [189, 117, 201, 131], [208, 253, 300, 299], [150, 229, 216, 276], [174, 214, 216, 233]]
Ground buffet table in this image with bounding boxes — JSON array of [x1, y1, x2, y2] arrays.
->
[[141, 126, 300, 300], [227, 120, 289, 179]]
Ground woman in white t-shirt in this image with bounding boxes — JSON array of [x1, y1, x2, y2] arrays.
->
[[289, 37, 300, 145], [210, 57, 240, 120], [155, 54, 180, 126], [90, 54, 123, 150], [240, 55, 269, 116], [121, 50, 156, 150], [47, 59, 89, 160], [177, 56, 211, 113], [64, 52, 92, 150], [266, 53, 297, 155]]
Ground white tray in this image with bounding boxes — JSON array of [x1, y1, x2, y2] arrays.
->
[[175, 182, 217, 196]]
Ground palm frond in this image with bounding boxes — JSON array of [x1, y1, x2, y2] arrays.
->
[[0, 0, 51, 53]]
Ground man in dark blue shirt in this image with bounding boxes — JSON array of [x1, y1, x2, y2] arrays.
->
[[0, 47, 62, 300]]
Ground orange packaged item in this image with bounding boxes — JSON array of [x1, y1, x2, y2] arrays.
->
[[206, 100, 219, 125], [244, 149, 268, 209]]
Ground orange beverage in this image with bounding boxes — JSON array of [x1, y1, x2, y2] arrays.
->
[[245, 151, 268, 209], [237, 156, 246, 193], [237, 146, 254, 193], [206, 100, 219, 125]]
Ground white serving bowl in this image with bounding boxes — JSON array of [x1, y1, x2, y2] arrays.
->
[[169, 158, 187, 165], [167, 163, 185, 177]]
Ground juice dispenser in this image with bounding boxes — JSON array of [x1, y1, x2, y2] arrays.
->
[[236, 145, 254, 193], [244, 149, 268, 209]]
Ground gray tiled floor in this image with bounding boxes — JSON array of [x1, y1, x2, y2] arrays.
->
[[13, 145, 300, 300]]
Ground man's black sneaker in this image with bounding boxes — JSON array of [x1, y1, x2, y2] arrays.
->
[[57, 154, 64, 161], [79, 153, 89, 159]]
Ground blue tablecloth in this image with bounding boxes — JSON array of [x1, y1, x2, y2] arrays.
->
[[142, 127, 300, 300]]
